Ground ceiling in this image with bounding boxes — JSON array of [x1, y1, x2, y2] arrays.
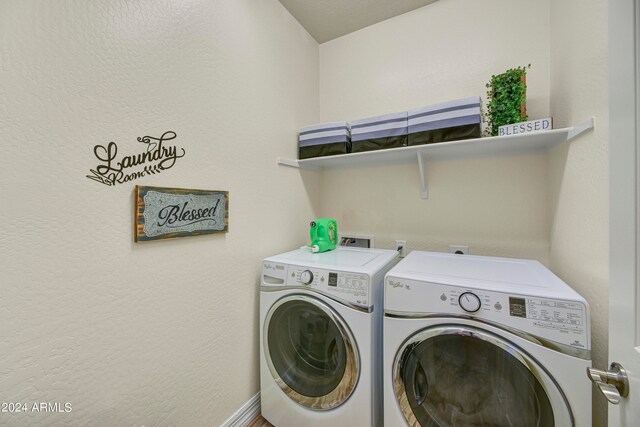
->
[[278, 0, 440, 43]]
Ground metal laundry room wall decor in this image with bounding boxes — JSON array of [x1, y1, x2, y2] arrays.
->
[[86, 131, 186, 186], [135, 186, 229, 242]]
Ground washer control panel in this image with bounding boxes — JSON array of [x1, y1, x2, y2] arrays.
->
[[289, 267, 369, 306], [386, 278, 590, 350], [263, 261, 370, 307], [508, 296, 585, 328]]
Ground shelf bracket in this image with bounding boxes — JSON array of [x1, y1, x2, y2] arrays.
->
[[567, 117, 595, 141], [417, 152, 428, 199], [277, 157, 300, 168]]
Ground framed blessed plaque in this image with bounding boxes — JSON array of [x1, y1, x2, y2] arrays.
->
[[135, 185, 229, 242]]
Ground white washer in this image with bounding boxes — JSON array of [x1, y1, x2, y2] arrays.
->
[[383, 251, 592, 427], [260, 247, 398, 427]]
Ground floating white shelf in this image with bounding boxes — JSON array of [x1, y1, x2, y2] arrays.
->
[[278, 118, 594, 199]]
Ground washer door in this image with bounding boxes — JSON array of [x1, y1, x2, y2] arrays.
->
[[393, 325, 573, 427], [264, 295, 360, 410]]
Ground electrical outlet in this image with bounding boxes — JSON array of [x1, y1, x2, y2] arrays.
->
[[449, 245, 469, 255], [395, 240, 407, 258]]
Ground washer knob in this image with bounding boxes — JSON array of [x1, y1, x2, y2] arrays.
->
[[300, 270, 314, 285], [458, 292, 482, 313]]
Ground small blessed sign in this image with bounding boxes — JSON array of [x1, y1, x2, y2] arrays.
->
[[498, 117, 553, 137], [135, 186, 228, 242]]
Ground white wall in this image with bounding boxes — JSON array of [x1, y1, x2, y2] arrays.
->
[[0, 1, 319, 425], [319, 0, 552, 262], [549, 0, 609, 425]]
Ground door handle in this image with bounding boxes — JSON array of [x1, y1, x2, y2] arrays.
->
[[587, 362, 629, 405]]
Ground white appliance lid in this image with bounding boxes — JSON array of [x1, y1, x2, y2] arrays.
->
[[266, 246, 397, 273], [387, 251, 584, 300]]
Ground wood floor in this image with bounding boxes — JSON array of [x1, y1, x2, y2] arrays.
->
[[247, 414, 274, 427]]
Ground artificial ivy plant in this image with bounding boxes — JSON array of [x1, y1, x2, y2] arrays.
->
[[485, 64, 530, 136]]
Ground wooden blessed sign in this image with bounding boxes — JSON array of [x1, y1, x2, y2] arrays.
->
[[135, 186, 228, 242]]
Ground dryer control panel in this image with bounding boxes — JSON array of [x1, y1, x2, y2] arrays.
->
[[385, 278, 590, 351], [263, 261, 371, 308]]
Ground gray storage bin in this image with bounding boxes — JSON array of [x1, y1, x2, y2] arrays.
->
[[408, 97, 482, 146], [350, 112, 408, 153], [298, 121, 350, 159]]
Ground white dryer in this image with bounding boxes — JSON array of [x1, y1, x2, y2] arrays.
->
[[383, 251, 592, 427], [260, 247, 398, 427]]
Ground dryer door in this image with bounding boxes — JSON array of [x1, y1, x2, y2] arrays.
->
[[393, 325, 573, 426], [264, 294, 360, 410]]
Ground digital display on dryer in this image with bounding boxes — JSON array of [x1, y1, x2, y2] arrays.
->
[[328, 272, 338, 287], [509, 297, 527, 318]]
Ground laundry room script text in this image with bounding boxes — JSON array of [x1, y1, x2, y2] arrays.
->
[[86, 131, 186, 186]]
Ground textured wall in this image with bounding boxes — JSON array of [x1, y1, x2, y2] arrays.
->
[[549, 0, 609, 425], [0, 1, 319, 425], [318, 0, 552, 263]]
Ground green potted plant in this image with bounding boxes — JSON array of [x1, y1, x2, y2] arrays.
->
[[485, 64, 530, 136]]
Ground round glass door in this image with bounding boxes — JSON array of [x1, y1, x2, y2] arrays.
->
[[264, 295, 360, 410], [393, 325, 573, 427]]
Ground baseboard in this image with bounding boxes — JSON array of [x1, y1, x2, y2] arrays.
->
[[220, 392, 261, 427]]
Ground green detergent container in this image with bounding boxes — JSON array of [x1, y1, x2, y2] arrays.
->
[[309, 218, 338, 253]]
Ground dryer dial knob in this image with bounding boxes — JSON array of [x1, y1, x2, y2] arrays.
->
[[459, 292, 482, 313], [300, 270, 314, 285]]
